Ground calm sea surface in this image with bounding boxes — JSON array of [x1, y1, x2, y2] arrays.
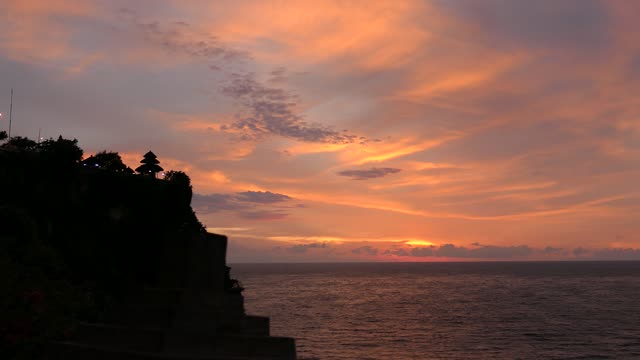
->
[[232, 262, 640, 360]]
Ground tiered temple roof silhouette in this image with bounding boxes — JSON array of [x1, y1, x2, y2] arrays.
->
[[135, 151, 164, 177]]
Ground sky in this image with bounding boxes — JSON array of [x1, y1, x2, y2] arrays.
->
[[1, 0, 640, 262]]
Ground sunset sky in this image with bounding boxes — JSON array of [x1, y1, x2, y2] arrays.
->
[[2, 0, 640, 262]]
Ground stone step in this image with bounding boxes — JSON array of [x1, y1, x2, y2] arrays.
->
[[74, 323, 164, 352], [72, 323, 295, 359], [47, 341, 282, 360], [123, 287, 231, 308], [105, 305, 248, 332], [107, 304, 178, 328], [102, 305, 227, 331], [244, 315, 270, 336], [164, 332, 296, 360], [77, 314, 270, 351]]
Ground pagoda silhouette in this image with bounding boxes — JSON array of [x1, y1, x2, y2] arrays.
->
[[135, 151, 164, 177]]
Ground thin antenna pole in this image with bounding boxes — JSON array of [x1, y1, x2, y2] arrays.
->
[[37, 128, 41, 144], [8, 88, 13, 139]]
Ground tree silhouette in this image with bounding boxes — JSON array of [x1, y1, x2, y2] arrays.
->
[[0, 130, 7, 141], [1, 136, 37, 150], [135, 151, 164, 177], [164, 170, 193, 204], [38, 136, 83, 166], [164, 170, 191, 187], [82, 151, 134, 174]]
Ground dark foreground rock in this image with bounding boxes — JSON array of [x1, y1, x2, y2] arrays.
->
[[49, 232, 297, 360]]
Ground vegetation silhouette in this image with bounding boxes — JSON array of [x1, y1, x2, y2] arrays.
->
[[81, 151, 134, 174], [224, 267, 245, 293], [3, 136, 38, 151]]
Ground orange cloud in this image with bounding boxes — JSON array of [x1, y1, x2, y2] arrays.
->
[[395, 53, 526, 101], [0, 0, 98, 63], [194, 0, 433, 71], [339, 135, 461, 165]]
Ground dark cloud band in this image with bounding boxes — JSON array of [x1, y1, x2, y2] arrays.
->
[[192, 190, 294, 220], [338, 167, 401, 180]]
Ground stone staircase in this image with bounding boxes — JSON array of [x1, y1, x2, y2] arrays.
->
[[48, 287, 296, 360]]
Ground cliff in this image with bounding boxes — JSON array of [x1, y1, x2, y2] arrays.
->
[[0, 141, 297, 359]]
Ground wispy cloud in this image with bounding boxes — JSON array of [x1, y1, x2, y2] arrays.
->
[[119, 8, 248, 64], [193, 190, 295, 220], [286, 242, 328, 254], [338, 167, 402, 180], [351, 245, 378, 256], [235, 190, 292, 204], [238, 210, 289, 221], [221, 73, 366, 144], [436, 0, 610, 51], [433, 243, 533, 258]]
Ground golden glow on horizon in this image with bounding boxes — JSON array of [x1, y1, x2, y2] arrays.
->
[[404, 239, 435, 247], [268, 236, 345, 243]]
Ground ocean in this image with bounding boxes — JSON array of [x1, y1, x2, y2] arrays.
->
[[232, 262, 640, 360]]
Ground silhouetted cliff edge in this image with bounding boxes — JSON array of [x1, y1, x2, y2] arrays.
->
[[0, 136, 296, 359]]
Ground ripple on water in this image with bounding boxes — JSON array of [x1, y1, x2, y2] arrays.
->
[[234, 262, 640, 360]]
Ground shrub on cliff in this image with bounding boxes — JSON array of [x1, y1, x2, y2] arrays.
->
[[81, 151, 134, 174]]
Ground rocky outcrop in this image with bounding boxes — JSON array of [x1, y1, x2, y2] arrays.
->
[[49, 232, 297, 359]]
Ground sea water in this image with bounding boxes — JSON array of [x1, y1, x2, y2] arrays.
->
[[233, 262, 640, 360]]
